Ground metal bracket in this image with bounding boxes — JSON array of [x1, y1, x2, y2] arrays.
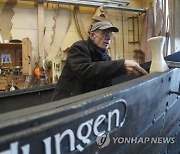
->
[[166, 61, 180, 68]]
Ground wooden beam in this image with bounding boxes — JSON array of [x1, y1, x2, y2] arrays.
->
[[22, 38, 32, 75], [37, 2, 45, 67]]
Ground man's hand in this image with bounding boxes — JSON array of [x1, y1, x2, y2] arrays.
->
[[124, 60, 148, 76]]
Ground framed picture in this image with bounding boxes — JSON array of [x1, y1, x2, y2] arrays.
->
[[1, 54, 11, 63]]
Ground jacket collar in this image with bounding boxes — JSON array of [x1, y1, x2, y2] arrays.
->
[[87, 38, 110, 61]]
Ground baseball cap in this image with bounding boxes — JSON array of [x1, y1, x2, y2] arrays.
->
[[90, 21, 119, 32]]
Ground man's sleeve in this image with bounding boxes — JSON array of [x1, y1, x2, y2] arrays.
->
[[67, 44, 126, 82]]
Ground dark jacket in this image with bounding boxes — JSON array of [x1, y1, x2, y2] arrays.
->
[[51, 38, 126, 101]]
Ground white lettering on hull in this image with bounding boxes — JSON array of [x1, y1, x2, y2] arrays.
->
[[0, 99, 127, 154]]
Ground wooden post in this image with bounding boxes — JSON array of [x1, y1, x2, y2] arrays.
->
[[22, 38, 32, 75], [37, 2, 45, 68]]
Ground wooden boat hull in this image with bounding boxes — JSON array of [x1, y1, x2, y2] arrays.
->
[[0, 51, 180, 113], [0, 51, 180, 154], [0, 84, 55, 114]]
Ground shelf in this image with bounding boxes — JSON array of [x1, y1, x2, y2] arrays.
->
[[0, 43, 22, 49], [0, 43, 22, 68], [0, 38, 32, 76], [0, 75, 26, 90], [19, 0, 146, 13]]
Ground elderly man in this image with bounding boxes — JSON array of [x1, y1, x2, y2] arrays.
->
[[51, 21, 148, 101]]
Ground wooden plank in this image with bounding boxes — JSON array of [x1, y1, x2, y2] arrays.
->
[[0, 77, 7, 91], [0, 1, 16, 41], [46, 9, 71, 61], [37, 3, 45, 67], [0, 43, 22, 49], [22, 38, 32, 75]]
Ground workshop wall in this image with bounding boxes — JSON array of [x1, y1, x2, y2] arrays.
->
[[0, 0, 151, 84]]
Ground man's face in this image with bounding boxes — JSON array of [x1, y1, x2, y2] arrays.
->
[[90, 29, 113, 50]]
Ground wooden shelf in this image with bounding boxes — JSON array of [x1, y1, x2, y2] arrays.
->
[[0, 75, 26, 90], [0, 38, 31, 74], [0, 43, 22, 49]]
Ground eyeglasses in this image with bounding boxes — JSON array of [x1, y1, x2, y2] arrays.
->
[[100, 30, 113, 38], [92, 30, 114, 38]]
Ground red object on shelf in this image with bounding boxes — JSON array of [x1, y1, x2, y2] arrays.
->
[[34, 68, 40, 79]]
